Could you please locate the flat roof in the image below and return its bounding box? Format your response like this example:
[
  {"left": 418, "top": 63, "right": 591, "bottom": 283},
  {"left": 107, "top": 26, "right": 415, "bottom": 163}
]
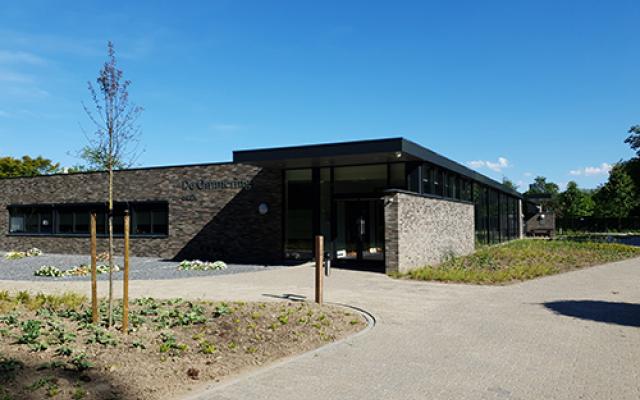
[{"left": 234, "top": 137, "right": 522, "bottom": 198}]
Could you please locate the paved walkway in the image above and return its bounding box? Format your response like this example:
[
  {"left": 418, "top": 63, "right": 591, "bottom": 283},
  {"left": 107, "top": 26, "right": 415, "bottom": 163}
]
[{"left": 1, "top": 258, "right": 639, "bottom": 399}]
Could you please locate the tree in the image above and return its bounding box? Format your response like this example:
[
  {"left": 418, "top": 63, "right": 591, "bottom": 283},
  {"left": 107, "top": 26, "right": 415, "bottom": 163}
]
[
  {"left": 525, "top": 176, "right": 560, "bottom": 196},
  {"left": 524, "top": 176, "right": 560, "bottom": 212},
  {"left": 625, "top": 125, "right": 640, "bottom": 157},
  {"left": 502, "top": 177, "right": 519, "bottom": 191},
  {"left": 621, "top": 157, "right": 640, "bottom": 216},
  {"left": 0, "top": 155, "right": 60, "bottom": 178},
  {"left": 593, "top": 164, "right": 637, "bottom": 218},
  {"left": 81, "top": 42, "right": 143, "bottom": 327},
  {"left": 558, "top": 181, "right": 594, "bottom": 217}
]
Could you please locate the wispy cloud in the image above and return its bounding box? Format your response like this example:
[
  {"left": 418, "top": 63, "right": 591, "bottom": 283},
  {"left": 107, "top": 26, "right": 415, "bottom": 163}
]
[
  {"left": 0, "top": 69, "right": 34, "bottom": 83},
  {"left": 569, "top": 162, "right": 612, "bottom": 177},
  {"left": 467, "top": 157, "right": 510, "bottom": 173},
  {"left": 0, "top": 50, "right": 46, "bottom": 65},
  {"left": 210, "top": 123, "right": 243, "bottom": 133},
  {"left": 523, "top": 172, "right": 533, "bottom": 177}
]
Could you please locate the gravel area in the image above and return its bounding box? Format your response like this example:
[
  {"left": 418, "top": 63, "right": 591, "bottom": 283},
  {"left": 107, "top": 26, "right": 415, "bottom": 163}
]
[{"left": 0, "top": 252, "right": 283, "bottom": 281}]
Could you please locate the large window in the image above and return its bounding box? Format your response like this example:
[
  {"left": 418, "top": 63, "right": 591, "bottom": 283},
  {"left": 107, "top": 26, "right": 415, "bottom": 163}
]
[
  {"left": 8, "top": 206, "right": 53, "bottom": 234},
  {"left": 284, "top": 169, "right": 314, "bottom": 259},
  {"left": 8, "top": 202, "right": 168, "bottom": 237}
]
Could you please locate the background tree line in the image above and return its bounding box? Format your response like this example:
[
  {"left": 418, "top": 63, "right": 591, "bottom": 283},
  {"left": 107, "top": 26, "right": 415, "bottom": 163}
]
[{"left": 514, "top": 126, "right": 640, "bottom": 219}]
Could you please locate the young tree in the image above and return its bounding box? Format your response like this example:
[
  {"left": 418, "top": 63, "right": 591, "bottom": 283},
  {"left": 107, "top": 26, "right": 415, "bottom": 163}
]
[
  {"left": 0, "top": 155, "right": 60, "bottom": 178},
  {"left": 81, "top": 42, "right": 143, "bottom": 327},
  {"left": 594, "top": 164, "right": 637, "bottom": 218},
  {"left": 559, "top": 181, "right": 594, "bottom": 217}
]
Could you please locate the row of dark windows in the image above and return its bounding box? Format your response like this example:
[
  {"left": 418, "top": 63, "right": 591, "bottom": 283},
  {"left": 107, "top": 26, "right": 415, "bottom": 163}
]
[
  {"left": 404, "top": 162, "right": 520, "bottom": 244},
  {"left": 406, "top": 163, "right": 473, "bottom": 202},
  {"left": 8, "top": 202, "right": 168, "bottom": 237}
]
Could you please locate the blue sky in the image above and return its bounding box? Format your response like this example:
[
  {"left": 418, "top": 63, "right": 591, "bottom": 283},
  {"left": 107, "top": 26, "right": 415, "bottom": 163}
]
[{"left": 0, "top": 1, "right": 638, "bottom": 190}]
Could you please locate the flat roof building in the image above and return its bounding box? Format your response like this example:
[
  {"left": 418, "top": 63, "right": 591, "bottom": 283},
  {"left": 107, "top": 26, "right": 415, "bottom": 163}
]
[{"left": 0, "top": 138, "right": 523, "bottom": 273}]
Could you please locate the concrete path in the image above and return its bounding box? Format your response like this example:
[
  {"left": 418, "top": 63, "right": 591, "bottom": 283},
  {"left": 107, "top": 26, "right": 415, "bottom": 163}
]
[{"left": 1, "top": 258, "right": 640, "bottom": 399}]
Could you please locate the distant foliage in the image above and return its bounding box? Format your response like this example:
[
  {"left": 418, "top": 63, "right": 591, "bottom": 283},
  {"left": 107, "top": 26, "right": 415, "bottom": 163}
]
[
  {"left": 625, "top": 125, "right": 640, "bottom": 157},
  {"left": 559, "top": 181, "right": 594, "bottom": 217},
  {"left": 0, "top": 156, "right": 59, "bottom": 178},
  {"left": 594, "top": 164, "right": 638, "bottom": 218}
]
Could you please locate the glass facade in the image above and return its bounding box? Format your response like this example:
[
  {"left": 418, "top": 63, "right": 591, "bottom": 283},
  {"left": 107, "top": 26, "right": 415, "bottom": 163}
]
[
  {"left": 283, "top": 160, "right": 521, "bottom": 261},
  {"left": 8, "top": 202, "right": 168, "bottom": 236}
]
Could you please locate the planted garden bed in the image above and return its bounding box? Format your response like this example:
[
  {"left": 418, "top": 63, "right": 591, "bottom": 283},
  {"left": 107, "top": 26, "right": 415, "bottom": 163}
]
[
  {"left": 0, "top": 292, "right": 365, "bottom": 400},
  {"left": 395, "top": 239, "right": 640, "bottom": 284}
]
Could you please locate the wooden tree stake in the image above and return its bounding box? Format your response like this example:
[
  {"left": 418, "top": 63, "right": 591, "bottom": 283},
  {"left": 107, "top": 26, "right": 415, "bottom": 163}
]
[
  {"left": 315, "top": 235, "right": 324, "bottom": 304},
  {"left": 122, "top": 210, "right": 130, "bottom": 333},
  {"left": 90, "top": 212, "right": 98, "bottom": 324}
]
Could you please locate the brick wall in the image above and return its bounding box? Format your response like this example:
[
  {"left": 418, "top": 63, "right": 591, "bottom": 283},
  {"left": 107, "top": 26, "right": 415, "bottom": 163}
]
[
  {"left": 384, "top": 191, "right": 475, "bottom": 274},
  {"left": 0, "top": 164, "right": 283, "bottom": 264}
]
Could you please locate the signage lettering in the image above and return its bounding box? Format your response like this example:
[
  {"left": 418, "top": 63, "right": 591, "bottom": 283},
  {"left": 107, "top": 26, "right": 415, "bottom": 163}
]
[{"left": 182, "top": 179, "right": 252, "bottom": 191}]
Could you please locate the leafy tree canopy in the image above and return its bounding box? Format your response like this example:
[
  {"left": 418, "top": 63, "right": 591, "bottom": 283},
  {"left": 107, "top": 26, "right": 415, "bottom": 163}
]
[
  {"left": 525, "top": 176, "right": 560, "bottom": 195},
  {"left": 625, "top": 125, "right": 640, "bottom": 157},
  {"left": 559, "top": 181, "right": 594, "bottom": 218},
  {"left": 594, "top": 164, "right": 638, "bottom": 218},
  {"left": 501, "top": 177, "right": 519, "bottom": 191},
  {"left": 0, "top": 155, "right": 60, "bottom": 178}
]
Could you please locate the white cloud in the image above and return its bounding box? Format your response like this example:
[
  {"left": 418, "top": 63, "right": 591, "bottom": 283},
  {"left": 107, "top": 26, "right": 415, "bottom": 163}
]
[
  {"left": 0, "top": 50, "right": 46, "bottom": 65},
  {"left": 523, "top": 172, "right": 533, "bottom": 177},
  {"left": 569, "top": 162, "right": 612, "bottom": 177},
  {"left": 467, "top": 157, "right": 510, "bottom": 173}
]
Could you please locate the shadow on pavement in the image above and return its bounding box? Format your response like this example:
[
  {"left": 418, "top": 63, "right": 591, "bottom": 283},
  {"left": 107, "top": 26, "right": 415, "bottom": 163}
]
[{"left": 543, "top": 300, "right": 640, "bottom": 327}]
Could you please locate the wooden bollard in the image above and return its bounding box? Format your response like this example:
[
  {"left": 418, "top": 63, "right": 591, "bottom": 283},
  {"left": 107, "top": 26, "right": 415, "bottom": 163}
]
[
  {"left": 90, "top": 212, "right": 98, "bottom": 324},
  {"left": 315, "top": 235, "right": 323, "bottom": 304},
  {"left": 122, "top": 210, "right": 130, "bottom": 333}
]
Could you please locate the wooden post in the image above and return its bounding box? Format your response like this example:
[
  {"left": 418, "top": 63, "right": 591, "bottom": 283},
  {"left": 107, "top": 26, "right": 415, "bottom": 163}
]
[
  {"left": 122, "top": 210, "right": 130, "bottom": 333},
  {"left": 90, "top": 212, "right": 98, "bottom": 324},
  {"left": 315, "top": 235, "right": 323, "bottom": 304}
]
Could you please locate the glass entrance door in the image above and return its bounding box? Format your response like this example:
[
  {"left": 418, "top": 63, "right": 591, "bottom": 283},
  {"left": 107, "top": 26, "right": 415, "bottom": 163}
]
[{"left": 334, "top": 199, "right": 384, "bottom": 264}]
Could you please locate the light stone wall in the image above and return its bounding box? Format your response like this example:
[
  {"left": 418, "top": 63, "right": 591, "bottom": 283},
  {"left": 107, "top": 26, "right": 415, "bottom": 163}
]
[{"left": 384, "top": 191, "right": 475, "bottom": 274}]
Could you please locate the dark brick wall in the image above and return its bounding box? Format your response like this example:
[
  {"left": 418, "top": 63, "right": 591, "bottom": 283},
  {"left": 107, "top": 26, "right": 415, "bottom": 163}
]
[{"left": 0, "top": 164, "right": 283, "bottom": 264}]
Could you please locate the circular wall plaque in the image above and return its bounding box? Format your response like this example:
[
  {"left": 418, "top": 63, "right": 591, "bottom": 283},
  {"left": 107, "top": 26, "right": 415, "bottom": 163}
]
[{"left": 258, "top": 202, "right": 269, "bottom": 215}]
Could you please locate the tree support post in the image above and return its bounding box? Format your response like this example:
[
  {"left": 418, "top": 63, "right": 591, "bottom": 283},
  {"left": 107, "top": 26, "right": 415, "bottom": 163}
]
[
  {"left": 90, "top": 212, "right": 98, "bottom": 324},
  {"left": 315, "top": 236, "right": 324, "bottom": 304},
  {"left": 122, "top": 210, "right": 130, "bottom": 333}
]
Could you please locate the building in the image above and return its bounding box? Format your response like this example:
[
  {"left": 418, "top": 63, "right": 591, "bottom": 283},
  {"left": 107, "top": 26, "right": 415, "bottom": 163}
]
[{"left": 0, "top": 138, "right": 523, "bottom": 274}]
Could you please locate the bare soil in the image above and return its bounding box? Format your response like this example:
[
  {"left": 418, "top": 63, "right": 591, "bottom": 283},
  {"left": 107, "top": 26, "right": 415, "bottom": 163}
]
[{"left": 0, "top": 296, "right": 365, "bottom": 400}]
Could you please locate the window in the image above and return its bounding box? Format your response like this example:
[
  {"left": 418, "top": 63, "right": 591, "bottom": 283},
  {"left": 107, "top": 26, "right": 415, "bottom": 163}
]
[
  {"left": 422, "top": 164, "right": 434, "bottom": 195},
  {"left": 433, "top": 168, "right": 443, "bottom": 196},
  {"left": 8, "top": 202, "right": 168, "bottom": 236},
  {"left": 389, "top": 163, "right": 406, "bottom": 190},
  {"left": 285, "top": 169, "right": 313, "bottom": 259},
  {"left": 8, "top": 207, "right": 53, "bottom": 234}
]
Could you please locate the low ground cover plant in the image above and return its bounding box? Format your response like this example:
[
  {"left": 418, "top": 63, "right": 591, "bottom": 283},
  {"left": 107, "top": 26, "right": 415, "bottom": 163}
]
[
  {"left": 397, "top": 239, "right": 640, "bottom": 284},
  {"left": 177, "top": 260, "right": 227, "bottom": 271},
  {"left": 0, "top": 291, "right": 364, "bottom": 400},
  {"left": 4, "top": 248, "right": 43, "bottom": 260},
  {"left": 34, "top": 264, "right": 121, "bottom": 278}
]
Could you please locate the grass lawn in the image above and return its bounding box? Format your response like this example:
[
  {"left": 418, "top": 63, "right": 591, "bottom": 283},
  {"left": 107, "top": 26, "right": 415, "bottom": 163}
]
[
  {"left": 0, "top": 292, "right": 365, "bottom": 400},
  {"left": 396, "top": 239, "right": 640, "bottom": 285}
]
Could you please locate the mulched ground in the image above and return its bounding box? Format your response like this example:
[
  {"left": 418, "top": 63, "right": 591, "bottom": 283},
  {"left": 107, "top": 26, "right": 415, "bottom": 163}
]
[
  {"left": 0, "top": 252, "right": 284, "bottom": 281},
  {"left": 0, "top": 295, "right": 366, "bottom": 400}
]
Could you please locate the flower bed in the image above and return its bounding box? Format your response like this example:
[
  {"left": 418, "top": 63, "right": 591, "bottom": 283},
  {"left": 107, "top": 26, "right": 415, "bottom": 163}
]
[{"left": 0, "top": 292, "right": 365, "bottom": 400}]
